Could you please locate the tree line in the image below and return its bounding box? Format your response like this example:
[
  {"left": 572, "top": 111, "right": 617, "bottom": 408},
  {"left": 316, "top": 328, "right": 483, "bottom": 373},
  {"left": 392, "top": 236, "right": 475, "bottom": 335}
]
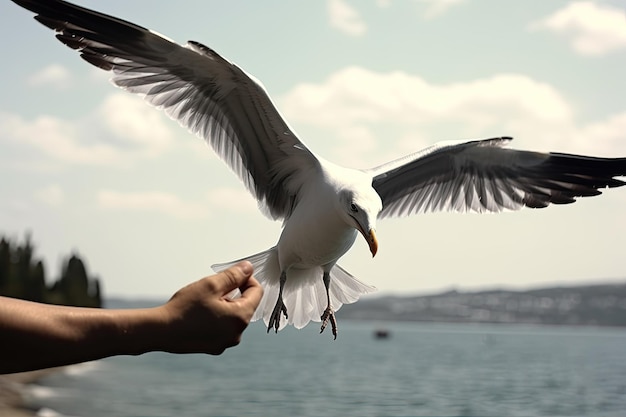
[{"left": 0, "top": 233, "right": 102, "bottom": 308}]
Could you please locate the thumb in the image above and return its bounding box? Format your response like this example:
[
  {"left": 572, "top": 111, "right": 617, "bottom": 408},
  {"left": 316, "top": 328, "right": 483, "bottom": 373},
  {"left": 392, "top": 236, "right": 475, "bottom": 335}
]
[{"left": 213, "top": 261, "right": 254, "bottom": 294}]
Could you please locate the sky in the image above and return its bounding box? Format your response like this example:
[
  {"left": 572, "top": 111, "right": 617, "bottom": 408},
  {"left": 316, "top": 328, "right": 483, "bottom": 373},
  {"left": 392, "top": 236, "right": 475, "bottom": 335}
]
[{"left": 1, "top": 0, "right": 626, "bottom": 299}]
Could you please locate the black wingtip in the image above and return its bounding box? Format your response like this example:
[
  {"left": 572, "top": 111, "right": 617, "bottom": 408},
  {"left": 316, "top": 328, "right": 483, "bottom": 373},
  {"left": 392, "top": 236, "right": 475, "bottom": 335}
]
[
  {"left": 33, "top": 15, "right": 61, "bottom": 31},
  {"left": 546, "top": 153, "right": 626, "bottom": 188}
]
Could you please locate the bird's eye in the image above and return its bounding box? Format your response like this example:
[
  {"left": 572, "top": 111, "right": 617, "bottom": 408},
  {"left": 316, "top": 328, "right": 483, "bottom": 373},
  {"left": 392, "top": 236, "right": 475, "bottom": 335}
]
[{"left": 350, "top": 203, "right": 358, "bottom": 212}]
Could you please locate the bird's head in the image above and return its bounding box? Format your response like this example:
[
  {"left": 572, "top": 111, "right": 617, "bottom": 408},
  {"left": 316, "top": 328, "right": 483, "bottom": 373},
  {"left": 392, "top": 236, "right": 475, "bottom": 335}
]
[{"left": 339, "top": 188, "right": 382, "bottom": 257}]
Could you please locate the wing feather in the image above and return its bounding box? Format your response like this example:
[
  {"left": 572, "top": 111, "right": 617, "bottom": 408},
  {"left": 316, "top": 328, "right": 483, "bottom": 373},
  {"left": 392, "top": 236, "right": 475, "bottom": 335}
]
[
  {"left": 13, "top": 0, "right": 319, "bottom": 221},
  {"left": 371, "top": 137, "right": 626, "bottom": 219}
]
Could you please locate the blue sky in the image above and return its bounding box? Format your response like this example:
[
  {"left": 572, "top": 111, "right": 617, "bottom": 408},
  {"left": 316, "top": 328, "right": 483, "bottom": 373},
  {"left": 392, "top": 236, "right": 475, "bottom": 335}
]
[{"left": 1, "top": 0, "right": 626, "bottom": 298}]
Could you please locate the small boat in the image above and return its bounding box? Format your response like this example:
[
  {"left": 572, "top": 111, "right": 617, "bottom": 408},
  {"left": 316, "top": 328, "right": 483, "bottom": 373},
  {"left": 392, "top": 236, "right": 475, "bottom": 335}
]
[{"left": 373, "top": 328, "right": 391, "bottom": 339}]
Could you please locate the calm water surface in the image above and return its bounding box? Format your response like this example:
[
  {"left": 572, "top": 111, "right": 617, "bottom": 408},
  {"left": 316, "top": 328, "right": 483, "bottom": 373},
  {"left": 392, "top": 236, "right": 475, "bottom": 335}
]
[{"left": 27, "top": 321, "right": 626, "bottom": 417}]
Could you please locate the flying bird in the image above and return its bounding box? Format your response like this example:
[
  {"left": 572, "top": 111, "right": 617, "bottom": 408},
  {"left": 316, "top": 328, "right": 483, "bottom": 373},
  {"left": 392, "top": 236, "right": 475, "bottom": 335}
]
[{"left": 11, "top": 0, "right": 626, "bottom": 338}]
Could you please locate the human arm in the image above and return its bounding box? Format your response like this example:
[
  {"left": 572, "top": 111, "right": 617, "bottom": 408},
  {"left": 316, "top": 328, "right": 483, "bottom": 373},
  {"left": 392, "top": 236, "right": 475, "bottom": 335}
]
[{"left": 0, "top": 261, "right": 262, "bottom": 374}]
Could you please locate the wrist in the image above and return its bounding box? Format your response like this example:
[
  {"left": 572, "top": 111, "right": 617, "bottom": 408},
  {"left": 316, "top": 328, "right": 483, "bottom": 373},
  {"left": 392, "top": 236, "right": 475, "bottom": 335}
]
[{"left": 105, "top": 307, "right": 171, "bottom": 356}]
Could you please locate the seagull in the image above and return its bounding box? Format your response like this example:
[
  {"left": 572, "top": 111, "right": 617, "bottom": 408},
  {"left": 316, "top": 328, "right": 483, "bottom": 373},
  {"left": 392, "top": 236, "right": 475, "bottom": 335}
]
[{"left": 12, "top": 0, "right": 626, "bottom": 338}]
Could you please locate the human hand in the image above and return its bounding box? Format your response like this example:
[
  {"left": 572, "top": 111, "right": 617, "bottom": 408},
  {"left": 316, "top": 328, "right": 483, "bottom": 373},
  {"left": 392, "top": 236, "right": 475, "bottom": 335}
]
[
  {"left": 158, "top": 261, "right": 263, "bottom": 355},
  {"left": 0, "top": 262, "right": 263, "bottom": 373}
]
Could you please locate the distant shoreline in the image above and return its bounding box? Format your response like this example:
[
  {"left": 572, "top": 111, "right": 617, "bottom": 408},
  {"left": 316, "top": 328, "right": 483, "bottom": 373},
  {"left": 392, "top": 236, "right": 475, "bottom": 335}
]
[
  {"left": 0, "top": 368, "right": 60, "bottom": 417},
  {"left": 339, "top": 281, "right": 626, "bottom": 327}
]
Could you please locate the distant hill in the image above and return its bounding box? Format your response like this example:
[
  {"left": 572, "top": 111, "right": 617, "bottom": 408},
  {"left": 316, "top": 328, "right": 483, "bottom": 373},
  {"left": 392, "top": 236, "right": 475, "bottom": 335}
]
[
  {"left": 106, "top": 281, "right": 626, "bottom": 328},
  {"left": 337, "top": 282, "right": 626, "bottom": 327}
]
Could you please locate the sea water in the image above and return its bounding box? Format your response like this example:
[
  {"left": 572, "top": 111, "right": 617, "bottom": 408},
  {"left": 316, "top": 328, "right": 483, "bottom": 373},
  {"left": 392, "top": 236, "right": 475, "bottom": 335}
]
[{"left": 25, "top": 321, "right": 626, "bottom": 417}]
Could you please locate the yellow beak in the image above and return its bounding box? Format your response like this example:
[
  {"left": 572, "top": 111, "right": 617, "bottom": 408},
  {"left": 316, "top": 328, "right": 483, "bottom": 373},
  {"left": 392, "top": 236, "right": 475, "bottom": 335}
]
[{"left": 365, "top": 229, "right": 378, "bottom": 257}]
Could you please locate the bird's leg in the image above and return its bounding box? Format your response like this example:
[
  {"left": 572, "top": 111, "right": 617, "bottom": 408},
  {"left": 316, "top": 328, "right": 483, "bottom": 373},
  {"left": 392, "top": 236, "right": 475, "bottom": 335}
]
[
  {"left": 267, "top": 270, "right": 288, "bottom": 334},
  {"left": 320, "top": 271, "right": 338, "bottom": 339}
]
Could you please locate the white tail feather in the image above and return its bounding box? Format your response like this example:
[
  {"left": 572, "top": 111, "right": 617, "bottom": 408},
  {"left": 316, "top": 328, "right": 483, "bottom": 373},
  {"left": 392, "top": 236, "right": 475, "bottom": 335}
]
[{"left": 211, "top": 248, "right": 376, "bottom": 330}]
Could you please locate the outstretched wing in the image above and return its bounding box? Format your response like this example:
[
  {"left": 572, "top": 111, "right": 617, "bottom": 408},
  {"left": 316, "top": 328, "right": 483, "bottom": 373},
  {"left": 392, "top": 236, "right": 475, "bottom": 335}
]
[
  {"left": 370, "top": 137, "right": 626, "bottom": 219},
  {"left": 12, "top": 0, "right": 319, "bottom": 221}
]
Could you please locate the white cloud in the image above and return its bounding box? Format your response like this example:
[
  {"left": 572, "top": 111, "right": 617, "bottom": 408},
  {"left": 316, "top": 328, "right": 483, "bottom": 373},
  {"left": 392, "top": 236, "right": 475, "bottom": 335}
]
[
  {"left": 279, "top": 66, "right": 626, "bottom": 166},
  {"left": 27, "top": 64, "right": 72, "bottom": 89},
  {"left": 97, "top": 190, "right": 208, "bottom": 220},
  {"left": 0, "top": 112, "right": 121, "bottom": 165},
  {"left": 95, "top": 186, "right": 257, "bottom": 220},
  {"left": 282, "top": 67, "right": 571, "bottom": 127},
  {"left": 414, "top": 0, "right": 466, "bottom": 19},
  {"left": 0, "top": 92, "right": 173, "bottom": 166},
  {"left": 327, "top": 0, "right": 464, "bottom": 37},
  {"left": 530, "top": 1, "right": 626, "bottom": 56},
  {"left": 328, "top": 0, "right": 367, "bottom": 36},
  {"left": 95, "top": 93, "right": 172, "bottom": 153},
  {"left": 34, "top": 184, "right": 65, "bottom": 207}
]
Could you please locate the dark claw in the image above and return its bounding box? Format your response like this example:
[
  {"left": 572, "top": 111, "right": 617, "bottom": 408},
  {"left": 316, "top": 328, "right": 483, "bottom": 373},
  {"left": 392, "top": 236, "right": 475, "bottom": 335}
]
[
  {"left": 267, "top": 298, "right": 288, "bottom": 334},
  {"left": 330, "top": 314, "right": 338, "bottom": 339},
  {"left": 320, "top": 308, "right": 338, "bottom": 340}
]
